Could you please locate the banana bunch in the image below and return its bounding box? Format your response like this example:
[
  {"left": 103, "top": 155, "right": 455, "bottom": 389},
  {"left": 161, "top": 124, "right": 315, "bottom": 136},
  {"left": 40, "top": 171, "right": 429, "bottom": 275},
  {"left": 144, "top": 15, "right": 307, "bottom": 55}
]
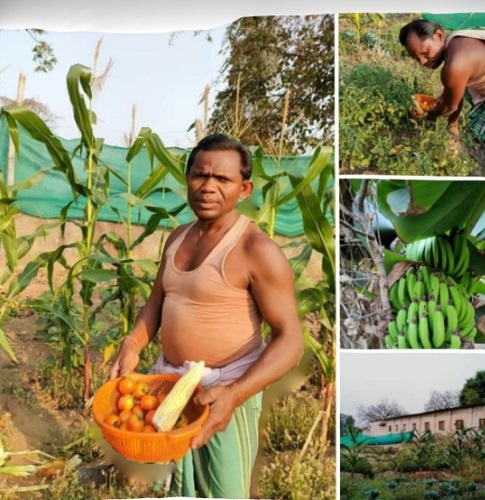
[
  {"left": 404, "top": 232, "right": 470, "bottom": 279},
  {"left": 386, "top": 265, "right": 477, "bottom": 349}
]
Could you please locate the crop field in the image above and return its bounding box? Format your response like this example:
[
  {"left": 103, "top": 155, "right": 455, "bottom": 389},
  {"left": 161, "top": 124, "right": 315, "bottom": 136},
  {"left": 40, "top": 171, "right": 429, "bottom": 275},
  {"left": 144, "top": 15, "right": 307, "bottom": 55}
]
[
  {"left": 339, "top": 13, "right": 484, "bottom": 176},
  {"left": 341, "top": 430, "right": 485, "bottom": 499}
]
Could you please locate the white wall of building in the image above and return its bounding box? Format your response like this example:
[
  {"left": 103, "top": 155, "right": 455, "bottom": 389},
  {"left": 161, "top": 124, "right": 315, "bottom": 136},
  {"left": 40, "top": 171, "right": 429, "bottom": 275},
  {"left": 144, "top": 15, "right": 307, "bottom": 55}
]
[{"left": 369, "top": 405, "right": 485, "bottom": 436}]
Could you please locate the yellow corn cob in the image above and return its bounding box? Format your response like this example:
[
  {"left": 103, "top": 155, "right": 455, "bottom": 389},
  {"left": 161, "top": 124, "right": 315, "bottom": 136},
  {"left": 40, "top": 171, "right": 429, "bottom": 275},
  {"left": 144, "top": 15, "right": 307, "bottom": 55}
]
[{"left": 152, "top": 361, "right": 205, "bottom": 432}]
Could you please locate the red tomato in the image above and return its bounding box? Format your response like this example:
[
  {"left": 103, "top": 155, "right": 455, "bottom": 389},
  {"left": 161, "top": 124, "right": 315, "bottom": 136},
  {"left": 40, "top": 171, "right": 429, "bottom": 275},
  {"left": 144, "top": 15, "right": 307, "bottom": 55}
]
[
  {"left": 132, "top": 405, "right": 145, "bottom": 421},
  {"left": 145, "top": 409, "right": 156, "bottom": 426},
  {"left": 118, "top": 409, "right": 132, "bottom": 423},
  {"left": 140, "top": 395, "right": 158, "bottom": 411},
  {"left": 127, "top": 414, "right": 144, "bottom": 432},
  {"left": 143, "top": 424, "right": 157, "bottom": 433},
  {"left": 104, "top": 414, "right": 120, "bottom": 428},
  {"left": 133, "top": 382, "right": 149, "bottom": 399},
  {"left": 117, "top": 394, "right": 135, "bottom": 412},
  {"left": 118, "top": 377, "right": 136, "bottom": 395}
]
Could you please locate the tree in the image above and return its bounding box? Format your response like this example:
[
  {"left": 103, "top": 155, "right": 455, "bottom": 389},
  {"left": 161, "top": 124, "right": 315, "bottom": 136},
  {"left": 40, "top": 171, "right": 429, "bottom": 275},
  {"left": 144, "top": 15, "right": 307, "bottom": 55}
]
[
  {"left": 357, "top": 399, "right": 406, "bottom": 427},
  {"left": 340, "top": 413, "right": 357, "bottom": 436},
  {"left": 207, "top": 15, "right": 334, "bottom": 153},
  {"left": 460, "top": 371, "right": 485, "bottom": 406},
  {"left": 0, "top": 29, "right": 57, "bottom": 73},
  {"left": 424, "top": 390, "right": 460, "bottom": 411}
]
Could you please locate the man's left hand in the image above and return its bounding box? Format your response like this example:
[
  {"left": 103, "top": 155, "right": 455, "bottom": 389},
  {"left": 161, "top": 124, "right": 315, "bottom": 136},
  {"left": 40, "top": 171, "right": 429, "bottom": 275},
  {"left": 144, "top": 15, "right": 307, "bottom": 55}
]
[{"left": 190, "top": 384, "right": 238, "bottom": 449}]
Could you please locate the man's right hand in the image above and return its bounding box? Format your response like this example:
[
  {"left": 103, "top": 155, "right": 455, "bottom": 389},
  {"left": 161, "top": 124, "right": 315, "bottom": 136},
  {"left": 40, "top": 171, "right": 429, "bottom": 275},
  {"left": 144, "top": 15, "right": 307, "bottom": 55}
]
[{"left": 109, "top": 337, "right": 140, "bottom": 380}]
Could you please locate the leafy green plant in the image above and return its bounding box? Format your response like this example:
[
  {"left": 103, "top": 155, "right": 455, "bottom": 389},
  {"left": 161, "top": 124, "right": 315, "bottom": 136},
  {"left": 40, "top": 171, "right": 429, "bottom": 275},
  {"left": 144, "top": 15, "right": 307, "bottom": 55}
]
[
  {"left": 0, "top": 65, "right": 188, "bottom": 401},
  {"left": 340, "top": 426, "right": 374, "bottom": 478}
]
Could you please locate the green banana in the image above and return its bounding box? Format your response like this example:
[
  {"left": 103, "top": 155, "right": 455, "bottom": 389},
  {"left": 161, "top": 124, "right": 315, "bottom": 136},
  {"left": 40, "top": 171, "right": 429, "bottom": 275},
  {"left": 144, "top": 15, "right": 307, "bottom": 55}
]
[
  {"left": 427, "top": 300, "right": 437, "bottom": 330},
  {"left": 432, "top": 309, "right": 445, "bottom": 348},
  {"left": 407, "top": 302, "right": 418, "bottom": 324},
  {"left": 452, "top": 232, "right": 469, "bottom": 278},
  {"left": 446, "top": 304, "right": 458, "bottom": 333},
  {"left": 419, "top": 313, "right": 433, "bottom": 348},
  {"left": 451, "top": 231, "right": 464, "bottom": 260},
  {"left": 419, "top": 265, "right": 431, "bottom": 297},
  {"left": 467, "top": 275, "right": 479, "bottom": 296},
  {"left": 388, "top": 320, "right": 399, "bottom": 340},
  {"left": 424, "top": 237, "right": 433, "bottom": 267},
  {"left": 398, "top": 277, "right": 409, "bottom": 308},
  {"left": 450, "top": 334, "right": 461, "bottom": 349},
  {"left": 407, "top": 318, "right": 420, "bottom": 349},
  {"left": 439, "top": 281, "right": 449, "bottom": 316},
  {"left": 397, "top": 334, "right": 408, "bottom": 349},
  {"left": 443, "top": 237, "right": 455, "bottom": 275},
  {"left": 460, "top": 322, "right": 476, "bottom": 339},
  {"left": 431, "top": 236, "right": 440, "bottom": 269},
  {"left": 458, "top": 301, "right": 475, "bottom": 329},
  {"left": 406, "top": 269, "right": 417, "bottom": 300},
  {"left": 418, "top": 299, "right": 428, "bottom": 318},
  {"left": 448, "top": 285, "right": 463, "bottom": 318},
  {"left": 397, "top": 307, "right": 407, "bottom": 332},
  {"left": 389, "top": 282, "right": 401, "bottom": 311},
  {"left": 430, "top": 273, "right": 440, "bottom": 301},
  {"left": 438, "top": 237, "right": 448, "bottom": 272},
  {"left": 384, "top": 335, "right": 396, "bottom": 349},
  {"left": 405, "top": 242, "right": 416, "bottom": 261},
  {"left": 413, "top": 279, "right": 425, "bottom": 302}
]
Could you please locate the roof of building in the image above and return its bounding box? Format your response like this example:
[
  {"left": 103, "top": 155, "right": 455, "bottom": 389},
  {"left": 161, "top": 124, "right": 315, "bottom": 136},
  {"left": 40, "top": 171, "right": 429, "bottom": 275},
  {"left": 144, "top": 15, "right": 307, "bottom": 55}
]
[{"left": 370, "top": 403, "right": 485, "bottom": 423}]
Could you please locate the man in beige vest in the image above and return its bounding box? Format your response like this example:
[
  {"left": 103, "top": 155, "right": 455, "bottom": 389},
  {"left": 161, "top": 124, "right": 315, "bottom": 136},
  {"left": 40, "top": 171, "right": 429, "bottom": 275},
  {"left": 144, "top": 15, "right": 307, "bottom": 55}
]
[
  {"left": 109, "top": 133, "right": 304, "bottom": 498},
  {"left": 399, "top": 19, "right": 485, "bottom": 139}
]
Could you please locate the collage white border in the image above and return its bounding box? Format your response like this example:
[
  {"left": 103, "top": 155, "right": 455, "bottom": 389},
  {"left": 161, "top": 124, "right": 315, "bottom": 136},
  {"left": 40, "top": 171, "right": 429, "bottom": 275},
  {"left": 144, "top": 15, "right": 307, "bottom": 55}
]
[{"left": 2, "top": 3, "right": 485, "bottom": 499}]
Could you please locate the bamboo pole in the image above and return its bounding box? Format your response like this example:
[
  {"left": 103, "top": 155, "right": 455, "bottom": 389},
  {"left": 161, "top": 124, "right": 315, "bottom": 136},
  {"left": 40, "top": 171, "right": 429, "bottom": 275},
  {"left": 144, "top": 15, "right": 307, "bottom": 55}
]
[{"left": 7, "top": 72, "right": 26, "bottom": 186}]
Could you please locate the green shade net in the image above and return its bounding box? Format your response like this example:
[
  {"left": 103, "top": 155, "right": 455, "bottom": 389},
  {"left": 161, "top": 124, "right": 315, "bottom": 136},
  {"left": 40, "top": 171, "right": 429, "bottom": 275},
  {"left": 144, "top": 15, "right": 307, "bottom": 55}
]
[
  {"left": 0, "top": 121, "right": 334, "bottom": 237},
  {"left": 422, "top": 12, "right": 485, "bottom": 30}
]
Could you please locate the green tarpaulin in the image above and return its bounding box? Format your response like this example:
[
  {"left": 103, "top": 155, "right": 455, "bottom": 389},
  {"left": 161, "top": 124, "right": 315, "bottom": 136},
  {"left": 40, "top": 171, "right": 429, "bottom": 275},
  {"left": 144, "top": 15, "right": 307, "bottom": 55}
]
[
  {"left": 340, "top": 431, "right": 414, "bottom": 447},
  {"left": 0, "top": 122, "right": 334, "bottom": 237},
  {"left": 423, "top": 12, "right": 485, "bottom": 30}
]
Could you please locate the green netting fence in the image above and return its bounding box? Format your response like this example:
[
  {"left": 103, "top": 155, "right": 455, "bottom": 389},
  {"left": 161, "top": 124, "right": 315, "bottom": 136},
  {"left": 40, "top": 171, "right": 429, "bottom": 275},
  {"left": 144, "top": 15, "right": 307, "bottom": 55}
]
[
  {"left": 422, "top": 12, "right": 485, "bottom": 30},
  {"left": 0, "top": 121, "right": 334, "bottom": 238}
]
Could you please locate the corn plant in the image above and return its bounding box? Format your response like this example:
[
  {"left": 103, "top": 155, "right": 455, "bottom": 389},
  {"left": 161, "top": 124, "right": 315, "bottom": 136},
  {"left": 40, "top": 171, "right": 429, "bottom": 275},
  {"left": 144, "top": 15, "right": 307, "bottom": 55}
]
[
  {"left": 290, "top": 160, "right": 335, "bottom": 453},
  {"left": 0, "top": 170, "right": 59, "bottom": 361},
  {"left": 0, "top": 64, "right": 187, "bottom": 401}
]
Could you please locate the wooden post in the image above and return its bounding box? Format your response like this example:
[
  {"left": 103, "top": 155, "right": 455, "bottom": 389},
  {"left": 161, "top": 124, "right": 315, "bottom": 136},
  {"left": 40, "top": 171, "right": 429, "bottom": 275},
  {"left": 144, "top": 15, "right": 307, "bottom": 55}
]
[{"left": 6, "top": 72, "right": 26, "bottom": 186}]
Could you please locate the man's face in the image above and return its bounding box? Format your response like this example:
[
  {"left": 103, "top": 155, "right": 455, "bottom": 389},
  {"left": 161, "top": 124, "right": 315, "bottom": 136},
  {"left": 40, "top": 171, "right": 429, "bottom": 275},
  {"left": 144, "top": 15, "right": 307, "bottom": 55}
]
[
  {"left": 406, "top": 30, "right": 446, "bottom": 69},
  {"left": 186, "top": 149, "right": 253, "bottom": 221}
]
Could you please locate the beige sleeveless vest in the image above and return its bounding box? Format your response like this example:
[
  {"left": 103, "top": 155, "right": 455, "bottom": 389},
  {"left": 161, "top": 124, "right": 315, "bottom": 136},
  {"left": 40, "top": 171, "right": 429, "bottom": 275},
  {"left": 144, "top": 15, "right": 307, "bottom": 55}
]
[{"left": 160, "top": 215, "right": 263, "bottom": 367}]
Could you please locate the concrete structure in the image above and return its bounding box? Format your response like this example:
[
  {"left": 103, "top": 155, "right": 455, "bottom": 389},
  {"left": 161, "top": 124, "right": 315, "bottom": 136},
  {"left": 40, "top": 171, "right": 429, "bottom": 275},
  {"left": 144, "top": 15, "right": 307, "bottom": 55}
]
[{"left": 369, "top": 404, "right": 485, "bottom": 436}]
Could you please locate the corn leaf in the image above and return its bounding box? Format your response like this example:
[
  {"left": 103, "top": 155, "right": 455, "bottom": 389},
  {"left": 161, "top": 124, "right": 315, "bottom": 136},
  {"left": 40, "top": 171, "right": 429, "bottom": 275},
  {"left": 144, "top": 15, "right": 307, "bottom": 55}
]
[
  {"left": 80, "top": 269, "right": 118, "bottom": 282},
  {"left": 276, "top": 146, "right": 332, "bottom": 207},
  {"left": 139, "top": 128, "right": 186, "bottom": 186},
  {"left": 289, "top": 175, "right": 335, "bottom": 291},
  {"left": 0, "top": 327, "right": 18, "bottom": 363},
  {"left": 66, "top": 64, "right": 95, "bottom": 149}
]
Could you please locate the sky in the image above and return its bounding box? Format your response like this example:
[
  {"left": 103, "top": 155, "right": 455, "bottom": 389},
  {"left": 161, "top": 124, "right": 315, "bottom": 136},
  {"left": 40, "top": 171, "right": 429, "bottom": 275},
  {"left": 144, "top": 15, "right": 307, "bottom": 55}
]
[
  {"left": 340, "top": 352, "right": 485, "bottom": 421},
  {"left": 0, "top": 28, "right": 227, "bottom": 148}
]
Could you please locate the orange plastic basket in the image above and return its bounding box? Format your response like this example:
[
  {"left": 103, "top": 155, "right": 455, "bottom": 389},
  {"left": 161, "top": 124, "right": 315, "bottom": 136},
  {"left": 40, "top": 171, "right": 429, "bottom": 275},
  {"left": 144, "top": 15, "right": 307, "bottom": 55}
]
[
  {"left": 93, "top": 373, "right": 209, "bottom": 463},
  {"left": 411, "top": 94, "right": 437, "bottom": 117}
]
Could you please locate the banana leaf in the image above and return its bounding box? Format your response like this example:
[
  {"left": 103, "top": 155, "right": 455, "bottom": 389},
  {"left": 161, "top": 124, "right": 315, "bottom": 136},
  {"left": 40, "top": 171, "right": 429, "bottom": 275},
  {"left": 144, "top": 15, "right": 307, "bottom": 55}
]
[{"left": 377, "top": 180, "right": 485, "bottom": 242}]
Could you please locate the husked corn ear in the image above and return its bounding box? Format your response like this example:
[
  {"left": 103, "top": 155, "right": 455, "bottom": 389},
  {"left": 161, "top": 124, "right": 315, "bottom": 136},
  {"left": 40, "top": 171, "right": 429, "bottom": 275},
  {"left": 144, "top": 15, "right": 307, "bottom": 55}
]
[{"left": 152, "top": 361, "right": 205, "bottom": 432}]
